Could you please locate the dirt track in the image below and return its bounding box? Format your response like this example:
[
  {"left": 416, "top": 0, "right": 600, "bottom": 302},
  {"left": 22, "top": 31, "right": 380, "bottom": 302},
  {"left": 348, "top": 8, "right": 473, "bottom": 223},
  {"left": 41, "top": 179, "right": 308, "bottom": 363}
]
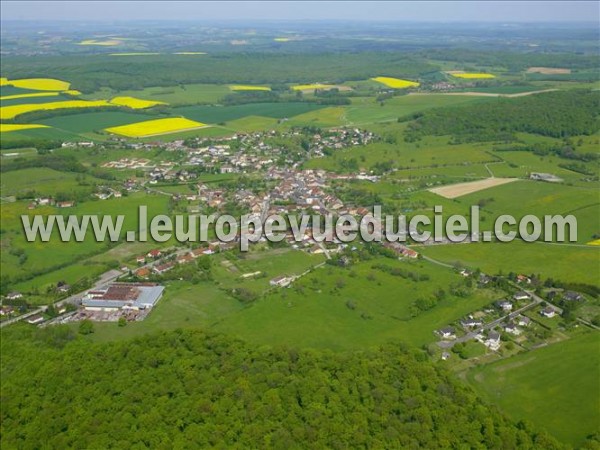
[
  {"left": 526, "top": 67, "right": 571, "bottom": 74},
  {"left": 429, "top": 178, "right": 518, "bottom": 199}
]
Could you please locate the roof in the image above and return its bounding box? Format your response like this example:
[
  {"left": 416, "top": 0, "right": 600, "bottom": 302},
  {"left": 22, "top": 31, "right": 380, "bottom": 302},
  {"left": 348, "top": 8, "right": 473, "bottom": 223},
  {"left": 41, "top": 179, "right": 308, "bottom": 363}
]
[
  {"left": 83, "top": 285, "right": 164, "bottom": 309},
  {"left": 488, "top": 331, "right": 501, "bottom": 340}
]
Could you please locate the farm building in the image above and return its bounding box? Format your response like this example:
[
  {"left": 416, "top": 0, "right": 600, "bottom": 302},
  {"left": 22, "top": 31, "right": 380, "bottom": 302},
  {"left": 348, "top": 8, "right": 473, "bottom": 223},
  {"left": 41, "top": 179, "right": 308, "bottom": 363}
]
[
  {"left": 541, "top": 306, "right": 556, "bottom": 318},
  {"left": 82, "top": 283, "right": 164, "bottom": 312},
  {"left": 270, "top": 275, "right": 293, "bottom": 287}
]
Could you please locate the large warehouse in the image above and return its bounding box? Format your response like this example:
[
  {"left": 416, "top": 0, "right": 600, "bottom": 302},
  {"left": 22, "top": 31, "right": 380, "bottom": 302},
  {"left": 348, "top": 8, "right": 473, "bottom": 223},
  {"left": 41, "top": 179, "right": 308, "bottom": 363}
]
[{"left": 82, "top": 283, "right": 164, "bottom": 312}]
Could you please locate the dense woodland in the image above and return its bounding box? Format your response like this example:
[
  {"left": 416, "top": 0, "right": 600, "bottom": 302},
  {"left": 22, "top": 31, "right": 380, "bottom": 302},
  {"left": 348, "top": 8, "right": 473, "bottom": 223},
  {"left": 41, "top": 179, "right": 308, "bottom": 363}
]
[
  {"left": 2, "top": 53, "right": 435, "bottom": 93},
  {"left": 404, "top": 90, "right": 600, "bottom": 142},
  {"left": 0, "top": 326, "right": 571, "bottom": 449}
]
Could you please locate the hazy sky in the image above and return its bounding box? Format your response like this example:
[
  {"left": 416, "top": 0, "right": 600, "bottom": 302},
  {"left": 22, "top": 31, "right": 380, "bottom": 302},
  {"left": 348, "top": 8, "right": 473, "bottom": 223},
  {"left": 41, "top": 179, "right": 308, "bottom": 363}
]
[{"left": 1, "top": 1, "right": 598, "bottom": 22}]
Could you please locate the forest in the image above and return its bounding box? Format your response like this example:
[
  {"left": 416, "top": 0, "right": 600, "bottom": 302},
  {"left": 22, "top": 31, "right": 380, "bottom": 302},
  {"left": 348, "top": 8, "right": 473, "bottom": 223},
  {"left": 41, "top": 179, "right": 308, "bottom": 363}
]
[
  {"left": 404, "top": 90, "right": 600, "bottom": 143},
  {"left": 0, "top": 326, "right": 572, "bottom": 449},
  {"left": 2, "top": 53, "right": 435, "bottom": 93}
]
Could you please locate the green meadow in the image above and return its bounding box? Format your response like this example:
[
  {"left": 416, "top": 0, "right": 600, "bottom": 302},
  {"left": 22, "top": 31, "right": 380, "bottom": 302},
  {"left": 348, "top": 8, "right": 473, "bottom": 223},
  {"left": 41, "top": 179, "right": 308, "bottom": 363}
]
[
  {"left": 213, "top": 257, "right": 504, "bottom": 350},
  {"left": 0, "top": 193, "right": 170, "bottom": 287},
  {"left": 420, "top": 241, "right": 600, "bottom": 285},
  {"left": 467, "top": 332, "right": 600, "bottom": 447},
  {"left": 38, "top": 111, "right": 157, "bottom": 133},
  {"left": 174, "top": 101, "right": 326, "bottom": 124},
  {"left": 87, "top": 83, "right": 232, "bottom": 106},
  {"left": 0, "top": 167, "right": 102, "bottom": 197}
]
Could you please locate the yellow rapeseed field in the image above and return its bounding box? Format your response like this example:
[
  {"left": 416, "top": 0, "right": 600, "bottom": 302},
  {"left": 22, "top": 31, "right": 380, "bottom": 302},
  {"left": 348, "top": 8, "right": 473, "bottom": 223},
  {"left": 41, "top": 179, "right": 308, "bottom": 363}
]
[
  {"left": 64, "top": 90, "right": 82, "bottom": 96},
  {"left": 109, "top": 96, "right": 167, "bottom": 109},
  {"left": 0, "top": 77, "right": 9, "bottom": 86},
  {"left": 451, "top": 73, "right": 496, "bottom": 79},
  {"left": 586, "top": 239, "right": 600, "bottom": 246},
  {"left": 0, "top": 92, "right": 61, "bottom": 101},
  {"left": 0, "top": 100, "right": 111, "bottom": 120},
  {"left": 0, "top": 124, "right": 50, "bottom": 133},
  {"left": 7, "top": 78, "right": 71, "bottom": 91},
  {"left": 274, "top": 38, "right": 290, "bottom": 42},
  {"left": 110, "top": 53, "right": 161, "bottom": 56},
  {"left": 230, "top": 85, "right": 271, "bottom": 91},
  {"left": 105, "top": 117, "right": 207, "bottom": 138},
  {"left": 371, "top": 77, "right": 420, "bottom": 88},
  {"left": 291, "top": 84, "right": 336, "bottom": 91},
  {"left": 79, "top": 39, "right": 122, "bottom": 46}
]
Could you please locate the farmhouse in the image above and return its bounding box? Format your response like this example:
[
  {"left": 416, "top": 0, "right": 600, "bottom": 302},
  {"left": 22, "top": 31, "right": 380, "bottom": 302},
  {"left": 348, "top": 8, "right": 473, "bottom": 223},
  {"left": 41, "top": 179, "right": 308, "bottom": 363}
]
[
  {"left": 513, "top": 291, "right": 530, "bottom": 301},
  {"left": 26, "top": 314, "right": 44, "bottom": 325},
  {"left": 147, "top": 249, "right": 162, "bottom": 259},
  {"left": 503, "top": 323, "right": 521, "bottom": 335},
  {"left": 270, "top": 275, "right": 293, "bottom": 288},
  {"left": 438, "top": 327, "right": 456, "bottom": 339},
  {"left": 82, "top": 283, "right": 164, "bottom": 312},
  {"left": 153, "top": 262, "right": 175, "bottom": 274},
  {"left": 563, "top": 291, "right": 583, "bottom": 302},
  {"left": 516, "top": 315, "right": 531, "bottom": 327},
  {"left": 6, "top": 292, "right": 23, "bottom": 300},
  {"left": 497, "top": 300, "right": 513, "bottom": 312},
  {"left": 485, "top": 331, "right": 501, "bottom": 350},
  {"left": 461, "top": 318, "right": 483, "bottom": 329},
  {"left": 0, "top": 305, "right": 15, "bottom": 316},
  {"left": 530, "top": 172, "right": 563, "bottom": 183},
  {"left": 540, "top": 306, "right": 556, "bottom": 318}
]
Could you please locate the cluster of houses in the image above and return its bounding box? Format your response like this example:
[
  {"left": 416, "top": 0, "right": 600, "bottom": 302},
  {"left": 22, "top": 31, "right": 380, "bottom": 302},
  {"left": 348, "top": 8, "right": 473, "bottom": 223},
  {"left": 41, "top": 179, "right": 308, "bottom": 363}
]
[
  {"left": 437, "top": 286, "right": 582, "bottom": 355},
  {"left": 309, "top": 128, "right": 377, "bottom": 157},
  {"left": 27, "top": 197, "right": 75, "bottom": 209},
  {"left": 101, "top": 158, "right": 152, "bottom": 170}
]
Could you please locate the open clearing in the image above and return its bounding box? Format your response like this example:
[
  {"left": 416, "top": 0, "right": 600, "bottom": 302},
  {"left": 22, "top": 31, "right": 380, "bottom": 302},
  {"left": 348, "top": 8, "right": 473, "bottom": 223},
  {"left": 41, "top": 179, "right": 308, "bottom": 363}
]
[
  {"left": 526, "top": 67, "right": 571, "bottom": 74},
  {"left": 429, "top": 177, "right": 518, "bottom": 198},
  {"left": 467, "top": 332, "right": 600, "bottom": 447}
]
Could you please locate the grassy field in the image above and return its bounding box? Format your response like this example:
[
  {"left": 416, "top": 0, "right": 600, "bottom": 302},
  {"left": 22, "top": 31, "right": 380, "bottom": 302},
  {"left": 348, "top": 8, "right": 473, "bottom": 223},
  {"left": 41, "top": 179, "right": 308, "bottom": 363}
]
[
  {"left": 467, "top": 332, "right": 600, "bottom": 447},
  {"left": 0, "top": 93, "right": 73, "bottom": 106},
  {"left": 420, "top": 241, "right": 600, "bottom": 285},
  {"left": 87, "top": 83, "right": 232, "bottom": 106},
  {"left": 0, "top": 193, "right": 170, "bottom": 285},
  {"left": 174, "top": 102, "right": 326, "bottom": 123},
  {"left": 83, "top": 281, "right": 243, "bottom": 342},
  {"left": 38, "top": 111, "right": 160, "bottom": 133},
  {"left": 285, "top": 106, "right": 348, "bottom": 128},
  {"left": 213, "top": 256, "right": 504, "bottom": 350},
  {"left": 0, "top": 167, "right": 101, "bottom": 197},
  {"left": 452, "top": 180, "right": 600, "bottom": 243},
  {"left": 0, "top": 126, "right": 82, "bottom": 142},
  {"left": 344, "top": 94, "right": 493, "bottom": 125},
  {"left": 304, "top": 134, "right": 497, "bottom": 172}
]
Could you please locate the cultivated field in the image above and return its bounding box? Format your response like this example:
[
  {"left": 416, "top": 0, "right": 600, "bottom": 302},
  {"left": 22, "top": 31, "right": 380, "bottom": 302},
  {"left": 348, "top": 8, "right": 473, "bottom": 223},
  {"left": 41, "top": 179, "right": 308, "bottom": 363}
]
[
  {"left": 371, "top": 76, "right": 420, "bottom": 88},
  {"left": 448, "top": 72, "right": 496, "bottom": 79},
  {"left": 105, "top": 117, "right": 208, "bottom": 137},
  {"left": 0, "top": 123, "right": 49, "bottom": 133},
  {"left": 108, "top": 96, "right": 166, "bottom": 109},
  {"left": 429, "top": 177, "right": 518, "bottom": 199},
  {"left": 526, "top": 67, "right": 571, "bottom": 74},
  {"left": 2, "top": 78, "right": 71, "bottom": 91},
  {"left": 229, "top": 85, "right": 271, "bottom": 91},
  {"left": 0, "top": 99, "right": 113, "bottom": 120}
]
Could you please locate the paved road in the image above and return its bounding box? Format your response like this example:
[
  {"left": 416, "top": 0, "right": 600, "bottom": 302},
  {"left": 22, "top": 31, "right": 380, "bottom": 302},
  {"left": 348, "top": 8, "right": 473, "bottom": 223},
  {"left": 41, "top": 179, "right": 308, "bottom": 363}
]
[
  {"left": 1, "top": 269, "right": 124, "bottom": 329},
  {"left": 436, "top": 280, "right": 559, "bottom": 349}
]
